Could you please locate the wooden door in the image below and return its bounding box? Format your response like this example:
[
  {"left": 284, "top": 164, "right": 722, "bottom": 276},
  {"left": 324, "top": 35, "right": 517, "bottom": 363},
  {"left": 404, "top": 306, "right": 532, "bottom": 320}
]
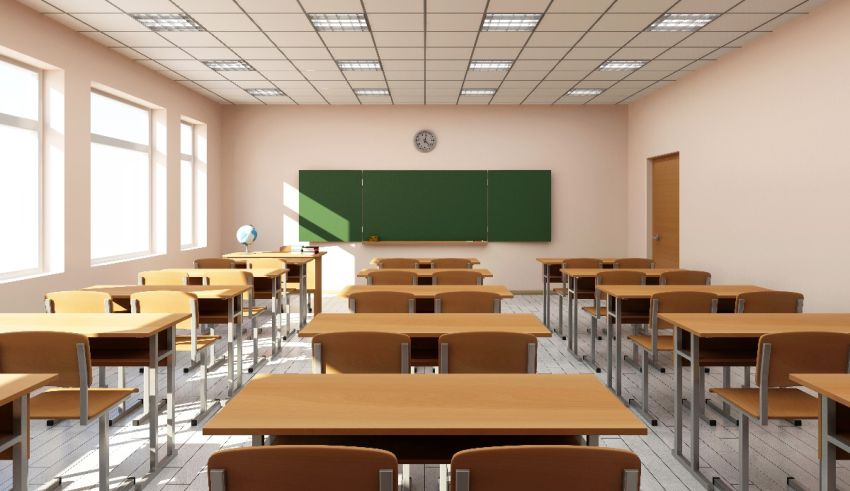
[{"left": 651, "top": 153, "right": 679, "bottom": 268}]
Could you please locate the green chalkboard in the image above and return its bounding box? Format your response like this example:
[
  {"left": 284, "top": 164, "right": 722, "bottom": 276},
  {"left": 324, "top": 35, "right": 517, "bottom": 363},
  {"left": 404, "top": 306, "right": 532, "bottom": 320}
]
[
  {"left": 298, "top": 170, "right": 362, "bottom": 242},
  {"left": 363, "top": 170, "right": 487, "bottom": 241},
  {"left": 487, "top": 170, "right": 551, "bottom": 242}
]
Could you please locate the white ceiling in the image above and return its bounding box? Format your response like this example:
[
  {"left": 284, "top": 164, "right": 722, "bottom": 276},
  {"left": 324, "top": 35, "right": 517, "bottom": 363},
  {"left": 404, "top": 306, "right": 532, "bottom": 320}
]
[{"left": 17, "top": 0, "right": 829, "bottom": 105}]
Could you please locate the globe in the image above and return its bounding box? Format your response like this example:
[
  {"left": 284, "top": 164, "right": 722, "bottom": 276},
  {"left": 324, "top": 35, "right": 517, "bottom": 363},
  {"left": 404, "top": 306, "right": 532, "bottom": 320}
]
[{"left": 236, "top": 224, "right": 257, "bottom": 252}]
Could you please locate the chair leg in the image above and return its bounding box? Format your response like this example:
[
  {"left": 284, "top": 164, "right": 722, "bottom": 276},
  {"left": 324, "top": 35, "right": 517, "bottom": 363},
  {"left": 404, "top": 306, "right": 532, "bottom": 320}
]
[
  {"left": 99, "top": 413, "right": 109, "bottom": 491},
  {"left": 558, "top": 295, "right": 563, "bottom": 338},
  {"left": 98, "top": 367, "right": 106, "bottom": 388},
  {"left": 740, "top": 415, "right": 750, "bottom": 491}
]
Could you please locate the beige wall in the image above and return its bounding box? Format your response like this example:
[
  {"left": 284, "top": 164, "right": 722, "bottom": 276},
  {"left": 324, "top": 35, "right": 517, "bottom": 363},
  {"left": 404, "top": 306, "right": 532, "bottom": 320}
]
[
  {"left": 0, "top": 0, "right": 223, "bottom": 311},
  {"left": 221, "top": 104, "right": 628, "bottom": 291},
  {"left": 626, "top": 0, "right": 848, "bottom": 311}
]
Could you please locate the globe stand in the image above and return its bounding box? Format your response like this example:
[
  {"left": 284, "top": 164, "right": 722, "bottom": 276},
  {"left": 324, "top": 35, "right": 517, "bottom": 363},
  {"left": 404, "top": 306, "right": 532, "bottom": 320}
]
[{"left": 244, "top": 244, "right": 250, "bottom": 253}]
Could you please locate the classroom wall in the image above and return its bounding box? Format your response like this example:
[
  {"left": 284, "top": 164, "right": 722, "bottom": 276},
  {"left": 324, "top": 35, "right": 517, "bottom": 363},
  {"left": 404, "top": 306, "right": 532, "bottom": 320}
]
[
  {"left": 626, "top": 0, "right": 848, "bottom": 311},
  {"left": 220, "top": 104, "right": 629, "bottom": 292},
  {"left": 0, "top": 0, "right": 223, "bottom": 311}
]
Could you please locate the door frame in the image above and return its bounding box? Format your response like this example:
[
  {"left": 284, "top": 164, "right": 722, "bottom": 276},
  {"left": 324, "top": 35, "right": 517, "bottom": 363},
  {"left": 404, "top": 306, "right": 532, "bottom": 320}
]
[{"left": 646, "top": 152, "right": 680, "bottom": 261}]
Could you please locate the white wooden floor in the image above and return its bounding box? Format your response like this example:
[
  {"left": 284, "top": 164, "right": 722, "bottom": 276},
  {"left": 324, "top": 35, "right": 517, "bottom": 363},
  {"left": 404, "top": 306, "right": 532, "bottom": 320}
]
[{"left": 2, "top": 294, "right": 848, "bottom": 490}]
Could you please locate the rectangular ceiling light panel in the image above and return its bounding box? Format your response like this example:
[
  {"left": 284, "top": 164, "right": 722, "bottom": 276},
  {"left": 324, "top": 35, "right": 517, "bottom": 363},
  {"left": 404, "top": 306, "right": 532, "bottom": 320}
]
[
  {"left": 598, "top": 60, "right": 646, "bottom": 71},
  {"left": 461, "top": 88, "right": 496, "bottom": 95},
  {"left": 355, "top": 88, "right": 389, "bottom": 96},
  {"left": 203, "top": 59, "right": 255, "bottom": 71},
  {"left": 131, "top": 13, "right": 204, "bottom": 32},
  {"left": 246, "top": 88, "right": 285, "bottom": 97},
  {"left": 482, "top": 13, "right": 542, "bottom": 32},
  {"left": 337, "top": 60, "right": 382, "bottom": 71},
  {"left": 309, "top": 13, "right": 369, "bottom": 32},
  {"left": 468, "top": 60, "right": 513, "bottom": 71},
  {"left": 649, "top": 13, "right": 719, "bottom": 32}
]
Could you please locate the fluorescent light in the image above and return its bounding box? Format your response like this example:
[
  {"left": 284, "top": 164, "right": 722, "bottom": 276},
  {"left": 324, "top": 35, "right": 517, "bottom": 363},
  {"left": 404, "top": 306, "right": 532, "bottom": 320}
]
[
  {"left": 246, "top": 88, "right": 285, "bottom": 97},
  {"left": 203, "top": 59, "right": 254, "bottom": 71},
  {"left": 481, "top": 13, "right": 542, "bottom": 32},
  {"left": 354, "top": 88, "right": 389, "bottom": 96},
  {"left": 649, "top": 13, "right": 719, "bottom": 32},
  {"left": 337, "top": 60, "right": 382, "bottom": 71},
  {"left": 130, "top": 13, "right": 204, "bottom": 32},
  {"left": 309, "top": 13, "right": 369, "bottom": 32},
  {"left": 598, "top": 60, "right": 646, "bottom": 71},
  {"left": 469, "top": 60, "right": 513, "bottom": 71},
  {"left": 567, "top": 88, "right": 603, "bottom": 96},
  {"left": 461, "top": 88, "right": 496, "bottom": 96}
]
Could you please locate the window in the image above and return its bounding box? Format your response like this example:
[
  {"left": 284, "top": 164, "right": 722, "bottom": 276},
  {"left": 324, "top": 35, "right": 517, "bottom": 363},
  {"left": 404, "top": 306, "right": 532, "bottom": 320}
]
[
  {"left": 180, "top": 120, "right": 206, "bottom": 249},
  {"left": 90, "top": 91, "right": 152, "bottom": 263},
  {"left": 0, "top": 57, "right": 41, "bottom": 280}
]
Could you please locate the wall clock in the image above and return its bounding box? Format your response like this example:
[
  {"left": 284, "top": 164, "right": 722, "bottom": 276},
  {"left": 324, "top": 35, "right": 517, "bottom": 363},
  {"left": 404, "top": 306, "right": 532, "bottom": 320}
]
[{"left": 414, "top": 129, "right": 437, "bottom": 153}]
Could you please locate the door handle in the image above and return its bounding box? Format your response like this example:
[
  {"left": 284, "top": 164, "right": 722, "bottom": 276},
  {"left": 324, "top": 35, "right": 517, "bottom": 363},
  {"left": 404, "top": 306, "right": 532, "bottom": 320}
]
[{"left": 653, "top": 234, "right": 661, "bottom": 241}]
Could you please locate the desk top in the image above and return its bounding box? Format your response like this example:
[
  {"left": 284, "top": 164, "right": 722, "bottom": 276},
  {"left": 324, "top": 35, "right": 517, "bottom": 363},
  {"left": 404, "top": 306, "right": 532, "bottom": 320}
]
[
  {"left": 0, "top": 374, "right": 58, "bottom": 407},
  {"left": 85, "top": 284, "right": 250, "bottom": 300},
  {"left": 369, "top": 258, "right": 481, "bottom": 265},
  {"left": 658, "top": 313, "right": 850, "bottom": 338},
  {"left": 339, "top": 285, "right": 513, "bottom": 299},
  {"left": 789, "top": 374, "right": 850, "bottom": 409},
  {"left": 561, "top": 268, "right": 680, "bottom": 278},
  {"left": 536, "top": 258, "right": 620, "bottom": 265},
  {"left": 0, "top": 313, "right": 189, "bottom": 338},
  {"left": 301, "top": 313, "right": 549, "bottom": 338},
  {"left": 156, "top": 268, "right": 288, "bottom": 278},
  {"left": 223, "top": 252, "right": 318, "bottom": 264},
  {"left": 356, "top": 268, "right": 493, "bottom": 278},
  {"left": 597, "top": 284, "right": 767, "bottom": 299},
  {"left": 203, "top": 374, "right": 646, "bottom": 437}
]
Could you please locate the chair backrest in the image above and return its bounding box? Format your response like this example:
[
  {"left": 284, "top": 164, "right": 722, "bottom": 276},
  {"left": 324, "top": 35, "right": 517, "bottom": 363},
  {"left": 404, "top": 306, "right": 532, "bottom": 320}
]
[
  {"left": 596, "top": 270, "right": 646, "bottom": 286},
  {"left": 366, "top": 270, "right": 417, "bottom": 286},
  {"left": 246, "top": 258, "right": 287, "bottom": 270},
  {"left": 431, "top": 258, "right": 472, "bottom": 269},
  {"left": 203, "top": 270, "right": 253, "bottom": 286},
  {"left": 736, "top": 291, "right": 804, "bottom": 313},
  {"left": 194, "top": 258, "right": 235, "bottom": 269},
  {"left": 652, "top": 291, "right": 718, "bottom": 330},
  {"left": 349, "top": 292, "right": 415, "bottom": 313},
  {"left": 613, "top": 258, "right": 654, "bottom": 269},
  {"left": 434, "top": 292, "right": 501, "bottom": 313},
  {"left": 279, "top": 245, "right": 292, "bottom": 252},
  {"left": 450, "top": 445, "right": 640, "bottom": 491},
  {"left": 312, "top": 332, "right": 411, "bottom": 374},
  {"left": 130, "top": 290, "right": 197, "bottom": 330},
  {"left": 376, "top": 258, "right": 417, "bottom": 269},
  {"left": 659, "top": 270, "right": 711, "bottom": 286},
  {"left": 432, "top": 270, "right": 483, "bottom": 286},
  {"left": 757, "top": 332, "right": 850, "bottom": 388},
  {"left": 45, "top": 291, "right": 112, "bottom": 313},
  {"left": 0, "top": 332, "right": 90, "bottom": 388},
  {"left": 439, "top": 332, "right": 537, "bottom": 373},
  {"left": 562, "top": 258, "right": 603, "bottom": 269},
  {"left": 138, "top": 271, "right": 189, "bottom": 286},
  {"left": 208, "top": 445, "right": 398, "bottom": 491}
]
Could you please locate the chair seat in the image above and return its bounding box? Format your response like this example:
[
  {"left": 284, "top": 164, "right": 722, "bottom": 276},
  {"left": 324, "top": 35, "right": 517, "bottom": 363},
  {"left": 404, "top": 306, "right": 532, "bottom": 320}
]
[
  {"left": 553, "top": 287, "right": 568, "bottom": 296},
  {"left": 243, "top": 306, "right": 268, "bottom": 317},
  {"left": 709, "top": 387, "right": 818, "bottom": 420},
  {"left": 175, "top": 335, "right": 220, "bottom": 352},
  {"left": 629, "top": 334, "right": 673, "bottom": 352},
  {"left": 581, "top": 306, "right": 607, "bottom": 317},
  {"left": 30, "top": 388, "right": 137, "bottom": 420}
]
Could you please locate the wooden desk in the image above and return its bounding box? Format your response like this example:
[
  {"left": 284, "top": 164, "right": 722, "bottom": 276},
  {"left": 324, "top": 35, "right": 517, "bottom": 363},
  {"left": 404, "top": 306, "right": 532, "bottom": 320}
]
[
  {"left": 0, "top": 313, "right": 188, "bottom": 478},
  {"left": 0, "top": 373, "right": 57, "bottom": 491},
  {"left": 535, "top": 258, "right": 613, "bottom": 329},
  {"left": 659, "top": 313, "right": 850, "bottom": 488},
  {"left": 301, "top": 313, "right": 549, "bottom": 366},
  {"left": 340, "top": 285, "right": 512, "bottom": 313},
  {"left": 790, "top": 373, "right": 850, "bottom": 491},
  {"left": 597, "top": 285, "right": 767, "bottom": 399},
  {"left": 86, "top": 285, "right": 248, "bottom": 395},
  {"left": 369, "top": 257, "right": 481, "bottom": 267},
  {"left": 224, "top": 252, "right": 319, "bottom": 327},
  {"left": 204, "top": 374, "right": 646, "bottom": 460},
  {"left": 356, "top": 268, "right": 493, "bottom": 284}
]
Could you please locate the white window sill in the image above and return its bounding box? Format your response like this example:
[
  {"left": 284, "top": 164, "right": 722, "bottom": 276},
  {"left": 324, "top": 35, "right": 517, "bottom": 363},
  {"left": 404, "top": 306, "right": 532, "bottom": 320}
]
[
  {"left": 91, "top": 251, "right": 162, "bottom": 267},
  {"left": 0, "top": 269, "right": 63, "bottom": 285}
]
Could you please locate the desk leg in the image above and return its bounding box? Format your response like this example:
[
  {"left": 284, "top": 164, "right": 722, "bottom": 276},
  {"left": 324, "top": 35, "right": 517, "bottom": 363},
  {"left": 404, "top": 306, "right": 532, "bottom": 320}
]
[
  {"left": 821, "top": 397, "right": 837, "bottom": 491},
  {"left": 606, "top": 307, "right": 614, "bottom": 388},
  {"left": 542, "top": 265, "right": 549, "bottom": 328},
  {"left": 226, "top": 297, "right": 235, "bottom": 397},
  {"left": 237, "top": 303, "right": 244, "bottom": 389},
  {"left": 271, "top": 279, "right": 279, "bottom": 354},
  {"left": 690, "top": 333, "right": 702, "bottom": 472},
  {"left": 615, "top": 297, "right": 623, "bottom": 398},
  {"left": 166, "top": 326, "right": 175, "bottom": 458},
  {"left": 299, "top": 271, "right": 307, "bottom": 329},
  {"left": 674, "top": 327, "right": 684, "bottom": 457},
  {"left": 11, "top": 395, "right": 26, "bottom": 491},
  {"left": 148, "top": 335, "right": 158, "bottom": 473}
]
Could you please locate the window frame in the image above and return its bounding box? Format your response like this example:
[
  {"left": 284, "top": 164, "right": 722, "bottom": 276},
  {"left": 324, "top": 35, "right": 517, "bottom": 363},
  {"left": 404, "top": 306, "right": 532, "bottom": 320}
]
[
  {"left": 0, "top": 55, "right": 44, "bottom": 281},
  {"left": 180, "top": 120, "right": 197, "bottom": 250},
  {"left": 89, "top": 88, "right": 155, "bottom": 265}
]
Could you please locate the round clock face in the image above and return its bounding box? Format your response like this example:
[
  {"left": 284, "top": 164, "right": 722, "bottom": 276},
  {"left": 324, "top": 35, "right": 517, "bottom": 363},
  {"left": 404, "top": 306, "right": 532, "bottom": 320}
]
[{"left": 414, "top": 130, "right": 437, "bottom": 153}]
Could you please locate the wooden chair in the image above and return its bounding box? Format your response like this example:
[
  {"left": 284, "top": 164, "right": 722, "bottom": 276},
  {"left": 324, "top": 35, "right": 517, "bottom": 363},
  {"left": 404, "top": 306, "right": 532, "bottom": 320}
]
[
  {"left": 376, "top": 258, "right": 418, "bottom": 269},
  {"left": 208, "top": 445, "right": 398, "bottom": 491},
  {"left": 366, "top": 270, "right": 417, "bottom": 285},
  {"left": 450, "top": 445, "right": 640, "bottom": 491},
  {"left": 0, "top": 332, "right": 136, "bottom": 491},
  {"left": 582, "top": 271, "right": 646, "bottom": 371},
  {"left": 554, "top": 258, "right": 604, "bottom": 342},
  {"left": 432, "top": 270, "right": 483, "bottom": 286},
  {"left": 735, "top": 291, "right": 804, "bottom": 313},
  {"left": 203, "top": 269, "right": 266, "bottom": 326},
  {"left": 130, "top": 291, "right": 221, "bottom": 425},
  {"left": 312, "top": 332, "right": 410, "bottom": 374},
  {"left": 434, "top": 292, "right": 501, "bottom": 313},
  {"left": 247, "top": 257, "right": 292, "bottom": 343},
  {"left": 138, "top": 271, "right": 189, "bottom": 286},
  {"left": 438, "top": 332, "right": 537, "bottom": 373},
  {"left": 194, "top": 258, "right": 235, "bottom": 269},
  {"left": 613, "top": 258, "right": 655, "bottom": 269},
  {"left": 659, "top": 270, "right": 711, "bottom": 285},
  {"left": 432, "top": 258, "right": 473, "bottom": 269},
  {"left": 348, "top": 292, "right": 415, "bottom": 313},
  {"left": 279, "top": 245, "right": 292, "bottom": 252},
  {"left": 627, "top": 291, "right": 718, "bottom": 426},
  {"left": 710, "top": 332, "right": 850, "bottom": 491}
]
